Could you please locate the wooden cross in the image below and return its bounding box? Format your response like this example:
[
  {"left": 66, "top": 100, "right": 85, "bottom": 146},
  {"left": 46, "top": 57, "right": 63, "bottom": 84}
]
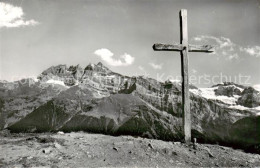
[{"left": 153, "top": 9, "right": 214, "bottom": 143}]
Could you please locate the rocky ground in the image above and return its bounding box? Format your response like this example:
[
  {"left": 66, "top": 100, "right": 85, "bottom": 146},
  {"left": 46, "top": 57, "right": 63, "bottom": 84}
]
[{"left": 0, "top": 131, "right": 260, "bottom": 167}]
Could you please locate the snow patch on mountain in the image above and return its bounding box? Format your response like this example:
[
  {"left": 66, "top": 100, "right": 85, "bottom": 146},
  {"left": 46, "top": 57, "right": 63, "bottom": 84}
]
[
  {"left": 32, "top": 78, "right": 39, "bottom": 82},
  {"left": 190, "top": 86, "right": 260, "bottom": 115},
  {"left": 228, "top": 105, "right": 249, "bottom": 110},
  {"left": 46, "top": 79, "right": 68, "bottom": 87},
  {"left": 228, "top": 105, "right": 260, "bottom": 114},
  {"left": 253, "top": 84, "right": 260, "bottom": 92},
  {"left": 254, "top": 106, "right": 260, "bottom": 110},
  {"left": 169, "top": 79, "right": 181, "bottom": 86},
  {"left": 169, "top": 79, "right": 181, "bottom": 83},
  {"left": 106, "top": 75, "right": 116, "bottom": 79},
  {"left": 190, "top": 87, "right": 239, "bottom": 105}
]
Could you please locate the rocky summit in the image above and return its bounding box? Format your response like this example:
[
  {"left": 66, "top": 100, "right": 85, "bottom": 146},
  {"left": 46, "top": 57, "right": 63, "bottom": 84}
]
[{"left": 0, "top": 63, "right": 260, "bottom": 153}]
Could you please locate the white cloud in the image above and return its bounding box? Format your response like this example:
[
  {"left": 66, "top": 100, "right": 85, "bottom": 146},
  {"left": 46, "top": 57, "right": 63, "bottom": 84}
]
[
  {"left": 194, "top": 37, "right": 202, "bottom": 41},
  {"left": 191, "top": 35, "right": 260, "bottom": 60},
  {"left": 138, "top": 66, "right": 145, "bottom": 71},
  {"left": 94, "top": 48, "right": 134, "bottom": 66},
  {"left": 0, "top": 2, "right": 39, "bottom": 28},
  {"left": 240, "top": 46, "right": 260, "bottom": 57},
  {"left": 218, "top": 37, "right": 233, "bottom": 48},
  {"left": 228, "top": 53, "right": 238, "bottom": 60},
  {"left": 149, "top": 62, "right": 162, "bottom": 70}
]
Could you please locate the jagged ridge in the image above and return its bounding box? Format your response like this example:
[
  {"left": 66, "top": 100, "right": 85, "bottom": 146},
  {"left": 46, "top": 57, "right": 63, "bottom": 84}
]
[{"left": 0, "top": 62, "right": 260, "bottom": 153}]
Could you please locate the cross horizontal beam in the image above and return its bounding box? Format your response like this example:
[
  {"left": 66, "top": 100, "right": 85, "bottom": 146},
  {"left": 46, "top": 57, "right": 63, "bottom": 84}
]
[{"left": 153, "top": 43, "right": 214, "bottom": 53}]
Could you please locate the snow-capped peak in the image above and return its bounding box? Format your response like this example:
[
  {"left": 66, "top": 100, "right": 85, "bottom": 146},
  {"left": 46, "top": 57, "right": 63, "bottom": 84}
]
[
  {"left": 46, "top": 79, "right": 67, "bottom": 87},
  {"left": 253, "top": 84, "right": 260, "bottom": 92},
  {"left": 190, "top": 87, "right": 238, "bottom": 105}
]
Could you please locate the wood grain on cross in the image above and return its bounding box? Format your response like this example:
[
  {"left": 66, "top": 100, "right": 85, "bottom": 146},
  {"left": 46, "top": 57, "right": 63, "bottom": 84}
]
[{"left": 153, "top": 9, "right": 214, "bottom": 142}]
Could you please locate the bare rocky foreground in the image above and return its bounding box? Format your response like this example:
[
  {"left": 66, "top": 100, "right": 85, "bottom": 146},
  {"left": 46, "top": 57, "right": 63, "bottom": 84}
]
[{"left": 0, "top": 132, "right": 260, "bottom": 167}]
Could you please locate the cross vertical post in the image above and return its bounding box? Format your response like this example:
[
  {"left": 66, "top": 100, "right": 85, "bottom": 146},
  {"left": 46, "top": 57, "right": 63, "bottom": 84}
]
[
  {"left": 152, "top": 9, "right": 213, "bottom": 143},
  {"left": 180, "top": 9, "right": 191, "bottom": 143}
]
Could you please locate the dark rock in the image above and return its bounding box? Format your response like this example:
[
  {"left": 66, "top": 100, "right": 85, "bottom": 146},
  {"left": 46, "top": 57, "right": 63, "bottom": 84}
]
[
  {"left": 97, "top": 62, "right": 103, "bottom": 66},
  {"left": 148, "top": 143, "right": 154, "bottom": 149},
  {"left": 42, "top": 148, "right": 51, "bottom": 154},
  {"left": 172, "top": 151, "right": 178, "bottom": 155},
  {"left": 208, "top": 151, "right": 214, "bottom": 158},
  {"left": 26, "top": 136, "right": 38, "bottom": 141},
  {"left": 37, "top": 137, "right": 55, "bottom": 143},
  {"left": 113, "top": 147, "right": 118, "bottom": 151},
  {"left": 238, "top": 87, "right": 260, "bottom": 108},
  {"left": 214, "top": 85, "right": 242, "bottom": 97},
  {"left": 85, "top": 64, "right": 94, "bottom": 71}
]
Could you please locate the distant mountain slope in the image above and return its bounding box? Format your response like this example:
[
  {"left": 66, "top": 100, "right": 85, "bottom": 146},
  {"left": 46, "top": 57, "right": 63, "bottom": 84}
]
[{"left": 1, "top": 62, "right": 260, "bottom": 152}]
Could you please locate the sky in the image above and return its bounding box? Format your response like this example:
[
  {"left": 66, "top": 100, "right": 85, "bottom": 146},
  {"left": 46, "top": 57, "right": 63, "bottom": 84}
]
[{"left": 0, "top": 0, "right": 260, "bottom": 87}]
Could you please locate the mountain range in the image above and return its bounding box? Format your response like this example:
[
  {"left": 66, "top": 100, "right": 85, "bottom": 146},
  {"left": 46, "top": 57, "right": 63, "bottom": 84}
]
[{"left": 0, "top": 62, "right": 259, "bottom": 153}]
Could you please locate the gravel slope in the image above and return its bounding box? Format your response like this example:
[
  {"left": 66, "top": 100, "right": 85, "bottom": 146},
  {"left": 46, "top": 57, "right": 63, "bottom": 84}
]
[{"left": 0, "top": 132, "right": 260, "bottom": 167}]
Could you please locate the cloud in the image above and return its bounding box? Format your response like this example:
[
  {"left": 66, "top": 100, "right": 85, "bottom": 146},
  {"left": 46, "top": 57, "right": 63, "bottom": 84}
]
[
  {"left": 0, "top": 2, "right": 39, "bottom": 28},
  {"left": 240, "top": 46, "right": 260, "bottom": 57},
  {"left": 138, "top": 66, "right": 145, "bottom": 71},
  {"left": 228, "top": 53, "right": 239, "bottom": 60},
  {"left": 94, "top": 48, "right": 134, "bottom": 66},
  {"left": 149, "top": 62, "right": 162, "bottom": 70},
  {"left": 191, "top": 35, "right": 260, "bottom": 60},
  {"left": 194, "top": 37, "right": 202, "bottom": 41}
]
